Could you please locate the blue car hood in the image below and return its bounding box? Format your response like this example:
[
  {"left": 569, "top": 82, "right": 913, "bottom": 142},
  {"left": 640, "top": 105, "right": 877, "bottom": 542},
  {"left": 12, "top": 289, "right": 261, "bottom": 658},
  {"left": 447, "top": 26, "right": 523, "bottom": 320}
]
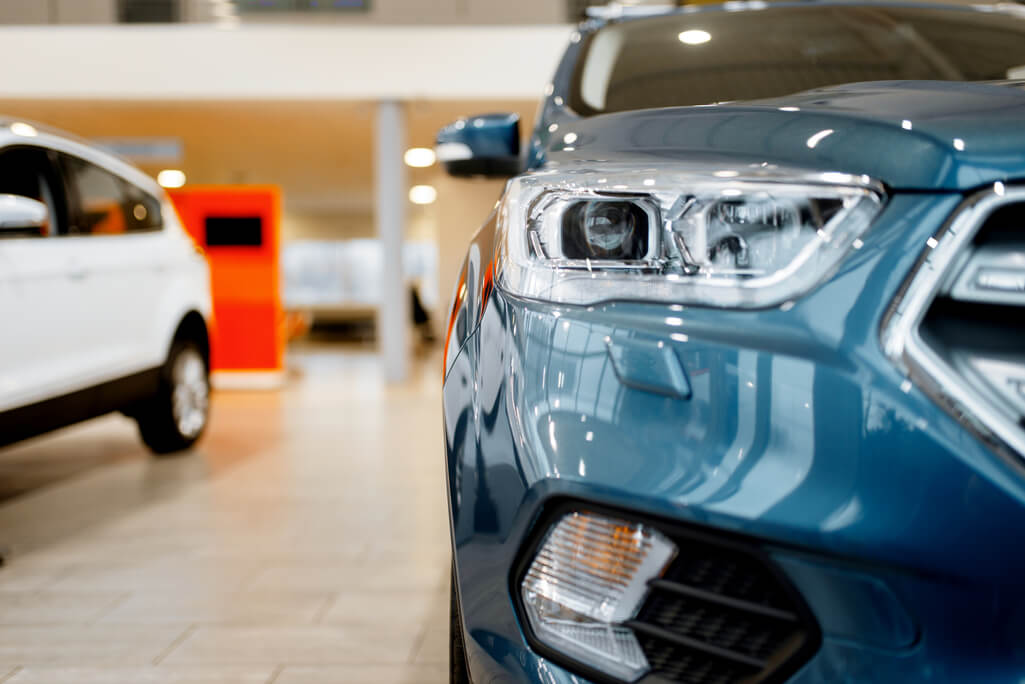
[{"left": 548, "top": 80, "right": 1025, "bottom": 191}]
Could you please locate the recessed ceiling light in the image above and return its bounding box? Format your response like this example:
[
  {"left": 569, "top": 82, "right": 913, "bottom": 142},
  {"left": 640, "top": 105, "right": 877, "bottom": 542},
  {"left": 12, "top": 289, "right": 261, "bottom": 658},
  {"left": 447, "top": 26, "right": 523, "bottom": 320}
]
[
  {"left": 404, "top": 147, "right": 436, "bottom": 168},
  {"left": 409, "top": 185, "right": 438, "bottom": 205},
  {"left": 157, "top": 169, "right": 186, "bottom": 188}
]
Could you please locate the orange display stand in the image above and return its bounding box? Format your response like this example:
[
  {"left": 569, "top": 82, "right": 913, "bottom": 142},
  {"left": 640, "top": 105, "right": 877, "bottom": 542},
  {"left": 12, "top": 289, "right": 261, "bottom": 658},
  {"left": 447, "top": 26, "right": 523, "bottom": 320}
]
[{"left": 169, "top": 186, "right": 285, "bottom": 389}]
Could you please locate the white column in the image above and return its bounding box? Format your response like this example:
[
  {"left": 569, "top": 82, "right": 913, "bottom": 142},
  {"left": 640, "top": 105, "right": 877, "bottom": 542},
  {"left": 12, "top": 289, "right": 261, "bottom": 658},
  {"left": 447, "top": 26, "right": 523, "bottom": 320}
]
[{"left": 375, "top": 100, "right": 410, "bottom": 383}]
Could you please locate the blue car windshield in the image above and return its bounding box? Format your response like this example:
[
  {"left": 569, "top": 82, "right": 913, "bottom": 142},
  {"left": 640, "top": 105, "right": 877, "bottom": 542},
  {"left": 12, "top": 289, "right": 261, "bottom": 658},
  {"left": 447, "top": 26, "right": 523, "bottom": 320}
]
[{"left": 569, "top": 4, "right": 1025, "bottom": 114}]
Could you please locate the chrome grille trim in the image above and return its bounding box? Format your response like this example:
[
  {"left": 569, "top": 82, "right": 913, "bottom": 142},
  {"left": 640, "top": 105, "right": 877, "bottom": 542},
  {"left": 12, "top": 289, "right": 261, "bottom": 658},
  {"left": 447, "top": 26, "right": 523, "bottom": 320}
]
[{"left": 882, "top": 184, "right": 1025, "bottom": 460}]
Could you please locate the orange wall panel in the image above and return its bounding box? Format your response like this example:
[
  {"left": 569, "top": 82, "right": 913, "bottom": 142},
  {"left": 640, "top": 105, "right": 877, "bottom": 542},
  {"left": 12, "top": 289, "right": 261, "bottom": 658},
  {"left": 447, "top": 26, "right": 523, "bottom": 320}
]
[{"left": 169, "top": 186, "right": 284, "bottom": 374}]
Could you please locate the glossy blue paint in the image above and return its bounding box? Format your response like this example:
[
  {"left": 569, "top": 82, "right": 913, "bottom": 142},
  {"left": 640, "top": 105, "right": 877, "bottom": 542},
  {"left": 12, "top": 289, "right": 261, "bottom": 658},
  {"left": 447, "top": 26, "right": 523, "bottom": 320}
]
[
  {"left": 770, "top": 553, "right": 916, "bottom": 652},
  {"left": 442, "top": 3, "right": 1025, "bottom": 682},
  {"left": 445, "top": 191, "right": 1025, "bottom": 681},
  {"left": 605, "top": 336, "right": 692, "bottom": 400},
  {"left": 530, "top": 80, "right": 1025, "bottom": 191}
]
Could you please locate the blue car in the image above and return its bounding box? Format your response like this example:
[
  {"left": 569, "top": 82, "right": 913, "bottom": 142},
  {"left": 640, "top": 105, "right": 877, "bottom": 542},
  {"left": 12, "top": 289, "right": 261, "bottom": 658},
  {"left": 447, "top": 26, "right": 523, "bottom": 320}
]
[{"left": 438, "top": 2, "right": 1025, "bottom": 682}]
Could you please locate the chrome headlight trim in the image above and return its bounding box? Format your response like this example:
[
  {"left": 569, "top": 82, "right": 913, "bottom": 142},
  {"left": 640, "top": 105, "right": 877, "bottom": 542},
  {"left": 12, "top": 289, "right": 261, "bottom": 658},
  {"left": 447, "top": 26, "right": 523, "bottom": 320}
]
[
  {"left": 496, "top": 164, "right": 886, "bottom": 310},
  {"left": 881, "top": 183, "right": 1025, "bottom": 461}
]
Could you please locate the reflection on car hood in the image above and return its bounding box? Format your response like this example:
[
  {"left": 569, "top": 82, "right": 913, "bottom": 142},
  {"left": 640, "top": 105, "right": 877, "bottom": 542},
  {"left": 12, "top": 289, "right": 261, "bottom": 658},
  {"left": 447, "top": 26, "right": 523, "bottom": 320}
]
[{"left": 546, "top": 80, "right": 1025, "bottom": 191}]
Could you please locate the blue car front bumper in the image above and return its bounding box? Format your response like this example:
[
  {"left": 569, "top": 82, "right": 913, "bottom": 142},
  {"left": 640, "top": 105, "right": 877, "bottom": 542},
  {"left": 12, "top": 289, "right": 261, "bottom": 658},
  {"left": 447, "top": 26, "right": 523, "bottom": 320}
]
[{"left": 444, "top": 192, "right": 1025, "bottom": 683}]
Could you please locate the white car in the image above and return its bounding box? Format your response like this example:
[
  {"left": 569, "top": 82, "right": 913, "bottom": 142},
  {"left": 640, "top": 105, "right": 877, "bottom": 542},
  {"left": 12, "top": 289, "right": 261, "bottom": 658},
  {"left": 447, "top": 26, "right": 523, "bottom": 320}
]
[{"left": 0, "top": 119, "right": 213, "bottom": 455}]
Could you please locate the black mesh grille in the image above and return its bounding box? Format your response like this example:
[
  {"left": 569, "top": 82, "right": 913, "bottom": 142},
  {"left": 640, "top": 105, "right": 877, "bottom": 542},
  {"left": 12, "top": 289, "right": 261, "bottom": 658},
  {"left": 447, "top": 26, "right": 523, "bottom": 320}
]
[
  {"left": 515, "top": 504, "right": 820, "bottom": 684},
  {"left": 638, "top": 636, "right": 755, "bottom": 684},
  {"left": 662, "top": 550, "right": 789, "bottom": 610},
  {"left": 638, "top": 594, "right": 796, "bottom": 662},
  {"left": 628, "top": 534, "right": 817, "bottom": 684}
]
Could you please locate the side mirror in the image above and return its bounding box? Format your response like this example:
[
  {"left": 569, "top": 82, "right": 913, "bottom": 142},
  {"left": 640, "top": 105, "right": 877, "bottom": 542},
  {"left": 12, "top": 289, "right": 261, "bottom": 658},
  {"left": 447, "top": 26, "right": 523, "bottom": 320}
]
[
  {"left": 0, "top": 194, "right": 49, "bottom": 236},
  {"left": 435, "top": 113, "right": 521, "bottom": 178}
]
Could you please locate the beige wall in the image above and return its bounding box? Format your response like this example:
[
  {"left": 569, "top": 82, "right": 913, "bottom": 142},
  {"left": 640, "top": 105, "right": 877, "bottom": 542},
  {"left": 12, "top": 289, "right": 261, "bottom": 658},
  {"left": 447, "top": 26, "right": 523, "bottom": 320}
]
[
  {"left": 435, "top": 174, "right": 507, "bottom": 333},
  {"left": 189, "top": 0, "right": 568, "bottom": 25},
  {"left": 0, "top": 0, "right": 47, "bottom": 24},
  {"left": 364, "top": 0, "right": 566, "bottom": 24},
  {"left": 282, "top": 177, "right": 508, "bottom": 333},
  {"left": 1, "top": 0, "right": 566, "bottom": 25},
  {"left": 281, "top": 206, "right": 436, "bottom": 243},
  {"left": 0, "top": 0, "right": 115, "bottom": 24},
  {"left": 58, "top": 0, "right": 117, "bottom": 24},
  {"left": 282, "top": 211, "right": 375, "bottom": 242}
]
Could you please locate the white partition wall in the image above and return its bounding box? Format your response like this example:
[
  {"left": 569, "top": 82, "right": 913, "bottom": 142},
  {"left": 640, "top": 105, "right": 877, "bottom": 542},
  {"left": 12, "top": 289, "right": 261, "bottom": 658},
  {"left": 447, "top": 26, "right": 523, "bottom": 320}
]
[{"left": 0, "top": 25, "right": 571, "bottom": 100}]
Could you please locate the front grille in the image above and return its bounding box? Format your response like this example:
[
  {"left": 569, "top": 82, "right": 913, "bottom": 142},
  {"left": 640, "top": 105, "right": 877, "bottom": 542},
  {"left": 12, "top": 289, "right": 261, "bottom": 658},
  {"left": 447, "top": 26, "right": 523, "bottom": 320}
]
[
  {"left": 663, "top": 550, "right": 791, "bottom": 610},
  {"left": 629, "top": 537, "right": 816, "bottom": 684},
  {"left": 883, "top": 188, "right": 1025, "bottom": 459},
  {"left": 515, "top": 502, "right": 820, "bottom": 684}
]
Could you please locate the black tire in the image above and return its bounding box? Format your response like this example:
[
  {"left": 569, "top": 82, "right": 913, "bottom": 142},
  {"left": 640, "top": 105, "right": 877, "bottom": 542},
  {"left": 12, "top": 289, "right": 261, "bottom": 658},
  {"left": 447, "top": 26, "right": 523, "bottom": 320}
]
[
  {"left": 136, "top": 338, "right": 210, "bottom": 456},
  {"left": 451, "top": 561, "right": 471, "bottom": 684}
]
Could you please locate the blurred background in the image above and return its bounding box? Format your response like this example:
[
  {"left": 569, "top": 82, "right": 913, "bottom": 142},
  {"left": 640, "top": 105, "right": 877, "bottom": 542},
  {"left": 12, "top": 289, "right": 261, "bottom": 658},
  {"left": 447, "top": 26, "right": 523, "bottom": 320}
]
[
  {"left": 0, "top": 4, "right": 581, "bottom": 682},
  {"left": 0, "top": 0, "right": 582, "bottom": 368}
]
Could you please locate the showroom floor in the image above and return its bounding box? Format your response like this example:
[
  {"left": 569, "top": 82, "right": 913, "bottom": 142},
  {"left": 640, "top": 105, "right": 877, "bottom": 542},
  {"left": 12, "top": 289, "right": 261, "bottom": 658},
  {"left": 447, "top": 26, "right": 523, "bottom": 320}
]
[{"left": 0, "top": 345, "right": 449, "bottom": 683}]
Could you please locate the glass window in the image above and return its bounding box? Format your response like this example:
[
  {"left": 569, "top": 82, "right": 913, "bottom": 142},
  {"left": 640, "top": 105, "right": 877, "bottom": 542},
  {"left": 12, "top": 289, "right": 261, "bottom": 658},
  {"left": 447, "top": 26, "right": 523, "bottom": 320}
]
[
  {"left": 0, "top": 146, "right": 63, "bottom": 238},
  {"left": 123, "top": 184, "right": 163, "bottom": 233},
  {"left": 118, "top": 0, "right": 179, "bottom": 23},
  {"left": 570, "top": 6, "right": 1025, "bottom": 115},
  {"left": 62, "top": 155, "right": 162, "bottom": 236}
]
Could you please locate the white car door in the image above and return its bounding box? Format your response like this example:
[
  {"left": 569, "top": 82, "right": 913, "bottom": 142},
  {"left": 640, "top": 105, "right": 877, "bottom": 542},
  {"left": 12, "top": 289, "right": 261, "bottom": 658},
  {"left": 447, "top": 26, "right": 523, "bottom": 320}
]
[
  {"left": 57, "top": 153, "right": 169, "bottom": 383},
  {"left": 0, "top": 145, "right": 91, "bottom": 411}
]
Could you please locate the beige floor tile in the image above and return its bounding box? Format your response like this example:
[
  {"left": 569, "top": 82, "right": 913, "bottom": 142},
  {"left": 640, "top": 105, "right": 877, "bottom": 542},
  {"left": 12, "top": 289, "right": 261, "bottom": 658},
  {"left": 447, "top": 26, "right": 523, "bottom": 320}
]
[
  {"left": 48, "top": 560, "right": 263, "bottom": 593},
  {"left": 246, "top": 560, "right": 447, "bottom": 593},
  {"left": 0, "top": 442, "right": 222, "bottom": 558},
  {"left": 0, "top": 562, "right": 77, "bottom": 593},
  {"left": 242, "top": 566, "right": 367, "bottom": 593},
  {"left": 274, "top": 663, "right": 447, "bottom": 684},
  {"left": 411, "top": 590, "right": 450, "bottom": 666},
  {"left": 162, "top": 626, "right": 415, "bottom": 666},
  {"left": 413, "top": 624, "right": 449, "bottom": 666},
  {"left": 4, "top": 666, "right": 274, "bottom": 684},
  {"left": 0, "top": 592, "right": 123, "bottom": 625},
  {"left": 320, "top": 590, "right": 436, "bottom": 628},
  {"left": 0, "top": 346, "right": 450, "bottom": 678},
  {"left": 0, "top": 626, "right": 187, "bottom": 665},
  {"left": 17, "top": 538, "right": 203, "bottom": 566},
  {"left": 98, "top": 592, "right": 331, "bottom": 625}
]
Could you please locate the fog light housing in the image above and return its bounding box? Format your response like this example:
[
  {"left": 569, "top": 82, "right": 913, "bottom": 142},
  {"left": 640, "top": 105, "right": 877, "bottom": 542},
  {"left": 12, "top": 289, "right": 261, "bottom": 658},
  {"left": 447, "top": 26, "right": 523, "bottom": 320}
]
[{"left": 521, "top": 511, "right": 677, "bottom": 681}]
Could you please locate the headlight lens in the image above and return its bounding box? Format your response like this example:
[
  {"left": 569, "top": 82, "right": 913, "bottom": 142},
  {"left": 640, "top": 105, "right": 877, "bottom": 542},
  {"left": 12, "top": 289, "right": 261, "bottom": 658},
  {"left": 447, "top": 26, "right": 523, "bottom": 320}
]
[
  {"left": 561, "top": 199, "right": 653, "bottom": 260},
  {"left": 497, "top": 167, "right": 883, "bottom": 308}
]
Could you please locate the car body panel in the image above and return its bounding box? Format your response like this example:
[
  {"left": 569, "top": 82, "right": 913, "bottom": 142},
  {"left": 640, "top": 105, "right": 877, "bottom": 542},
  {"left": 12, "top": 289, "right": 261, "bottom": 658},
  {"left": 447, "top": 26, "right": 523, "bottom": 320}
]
[
  {"left": 445, "top": 175, "right": 1025, "bottom": 683},
  {"left": 446, "top": 195, "right": 1025, "bottom": 678},
  {"left": 445, "top": 3, "right": 1025, "bottom": 682},
  {"left": 0, "top": 122, "right": 211, "bottom": 415},
  {"left": 532, "top": 80, "right": 1025, "bottom": 191}
]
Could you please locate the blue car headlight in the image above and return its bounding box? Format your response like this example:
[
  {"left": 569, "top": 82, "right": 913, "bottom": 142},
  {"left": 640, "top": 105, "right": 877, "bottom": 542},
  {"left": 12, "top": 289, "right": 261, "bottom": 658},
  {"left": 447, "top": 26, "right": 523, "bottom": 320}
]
[{"left": 496, "top": 166, "right": 883, "bottom": 308}]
